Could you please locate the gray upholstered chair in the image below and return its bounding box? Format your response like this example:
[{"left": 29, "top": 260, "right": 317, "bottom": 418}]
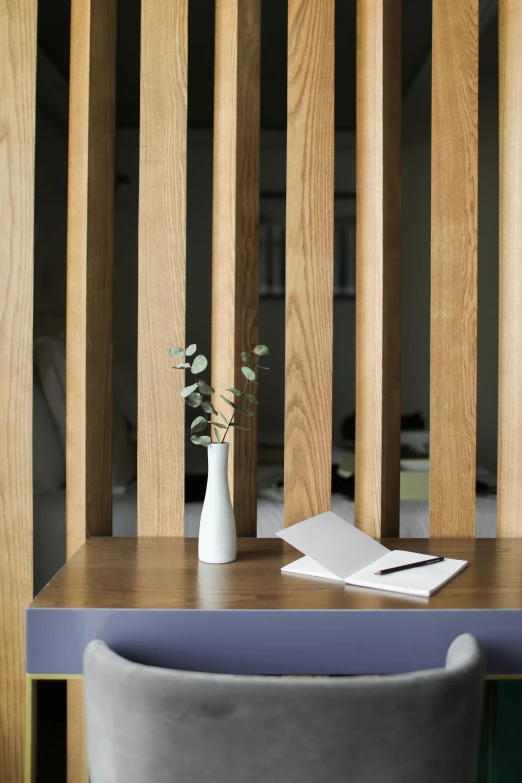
[{"left": 84, "top": 634, "right": 485, "bottom": 783}]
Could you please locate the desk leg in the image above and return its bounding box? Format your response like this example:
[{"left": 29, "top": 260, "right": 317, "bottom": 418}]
[
  {"left": 67, "top": 679, "right": 89, "bottom": 782},
  {"left": 24, "top": 677, "right": 37, "bottom": 783}
]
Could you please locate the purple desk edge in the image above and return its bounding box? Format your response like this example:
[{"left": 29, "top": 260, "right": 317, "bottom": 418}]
[{"left": 26, "top": 608, "right": 522, "bottom": 676}]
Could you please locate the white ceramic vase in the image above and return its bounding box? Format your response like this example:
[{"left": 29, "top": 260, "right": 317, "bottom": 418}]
[{"left": 198, "top": 443, "right": 237, "bottom": 564}]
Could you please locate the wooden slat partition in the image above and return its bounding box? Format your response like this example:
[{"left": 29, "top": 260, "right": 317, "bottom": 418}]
[
  {"left": 0, "top": 1, "right": 37, "bottom": 778},
  {"left": 355, "top": 0, "right": 402, "bottom": 538},
  {"left": 138, "top": 0, "right": 188, "bottom": 537},
  {"left": 66, "top": 0, "right": 116, "bottom": 557},
  {"left": 284, "top": 0, "right": 334, "bottom": 527},
  {"left": 430, "top": 0, "right": 478, "bottom": 537},
  {"left": 498, "top": 0, "right": 522, "bottom": 537},
  {"left": 212, "top": 0, "right": 260, "bottom": 536},
  {"left": 66, "top": 0, "right": 116, "bottom": 778}
]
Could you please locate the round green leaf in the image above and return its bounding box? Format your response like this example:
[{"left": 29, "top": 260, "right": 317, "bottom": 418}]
[
  {"left": 185, "top": 391, "right": 203, "bottom": 408},
  {"left": 169, "top": 346, "right": 184, "bottom": 358},
  {"left": 191, "top": 354, "right": 208, "bottom": 374},
  {"left": 230, "top": 422, "right": 248, "bottom": 431},
  {"left": 198, "top": 379, "right": 215, "bottom": 395},
  {"left": 244, "top": 393, "right": 259, "bottom": 405},
  {"left": 201, "top": 401, "right": 217, "bottom": 415},
  {"left": 220, "top": 395, "right": 236, "bottom": 409},
  {"left": 241, "top": 366, "right": 255, "bottom": 382},
  {"left": 191, "top": 434, "right": 211, "bottom": 447},
  {"left": 173, "top": 362, "right": 190, "bottom": 369},
  {"left": 253, "top": 345, "right": 269, "bottom": 356},
  {"left": 191, "top": 416, "right": 208, "bottom": 433},
  {"left": 241, "top": 352, "right": 254, "bottom": 369},
  {"left": 181, "top": 382, "right": 198, "bottom": 397},
  {"left": 185, "top": 344, "right": 197, "bottom": 356},
  {"left": 225, "top": 388, "right": 243, "bottom": 397}
]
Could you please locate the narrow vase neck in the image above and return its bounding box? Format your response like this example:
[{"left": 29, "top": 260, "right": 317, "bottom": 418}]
[{"left": 207, "top": 443, "right": 229, "bottom": 472}]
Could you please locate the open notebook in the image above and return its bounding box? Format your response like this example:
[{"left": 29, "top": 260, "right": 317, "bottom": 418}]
[{"left": 276, "top": 512, "right": 467, "bottom": 598}]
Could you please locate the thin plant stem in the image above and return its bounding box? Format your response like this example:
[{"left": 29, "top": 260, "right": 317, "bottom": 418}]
[
  {"left": 222, "top": 376, "right": 250, "bottom": 443},
  {"left": 202, "top": 408, "right": 212, "bottom": 442}
]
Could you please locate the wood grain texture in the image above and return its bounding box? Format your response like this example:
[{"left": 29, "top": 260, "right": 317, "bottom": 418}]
[
  {"left": 355, "top": 0, "right": 402, "bottom": 538},
  {"left": 66, "top": 2, "right": 116, "bottom": 779},
  {"left": 0, "top": 2, "right": 36, "bottom": 779},
  {"left": 30, "top": 536, "right": 522, "bottom": 611},
  {"left": 66, "top": 0, "right": 116, "bottom": 558},
  {"left": 498, "top": 0, "right": 522, "bottom": 537},
  {"left": 430, "top": 0, "right": 478, "bottom": 537},
  {"left": 284, "top": 0, "right": 334, "bottom": 527},
  {"left": 211, "top": 0, "right": 260, "bottom": 536},
  {"left": 138, "top": 0, "right": 188, "bottom": 537},
  {"left": 67, "top": 679, "right": 88, "bottom": 783}
]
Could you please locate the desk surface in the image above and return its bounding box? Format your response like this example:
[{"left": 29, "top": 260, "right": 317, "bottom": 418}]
[
  {"left": 27, "top": 538, "right": 522, "bottom": 676},
  {"left": 31, "top": 537, "right": 522, "bottom": 610}
]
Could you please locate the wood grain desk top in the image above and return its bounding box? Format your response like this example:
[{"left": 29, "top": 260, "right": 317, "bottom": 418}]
[{"left": 31, "top": 537, "right": 522, "bottom": 611}]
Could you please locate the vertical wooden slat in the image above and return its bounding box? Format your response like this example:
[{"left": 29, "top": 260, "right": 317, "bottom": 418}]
[
  {"left": 138, "top": 0, "right": 188, "bottom": 537},
  {"left": 430, "top": 0, "right": 478, "bottom": 537},
  {"left": 66, "top": 679, "right": 88, "bottom": 783},
  {"left": 284, "top": 0, "right": 334, "bottom": 527},
  {"left": 211, "top": 0, "right": 260, "bottom": 536},
  {"left": 498, "top": 0, "right": 522, "bottom": 537},
  {"left": 355, "top": 0, "right": 402, "bottom": 538},
  {"left": 24, "top": 678, "right": 37, "bottom": 783},
  {"left": 66, "top": 0, "right": 116, "bottom": 778},
  {"left": 66, "top": 0, "right": 116, "bottom": 556},
  {"left": 0, "top": 2, "right": 36, "bottom": 778}
]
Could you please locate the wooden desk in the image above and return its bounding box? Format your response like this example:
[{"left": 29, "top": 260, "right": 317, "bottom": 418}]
[{"left": 27, "top": 537, "right": 522, "bottom": 677}]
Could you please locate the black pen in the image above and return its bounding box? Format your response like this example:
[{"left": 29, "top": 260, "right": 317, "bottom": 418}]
[{"left": 375, "top": 556, "right": 445, "bottom": 576}]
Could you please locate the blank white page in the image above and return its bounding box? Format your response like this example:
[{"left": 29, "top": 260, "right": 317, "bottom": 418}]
[
  {"left": 347, "top": 550, "right": 468, "bottom": 597},
  {"left": 282, "top": 555, "right": 343, "bottom": 581},
  {"left": 276, "top": 511, "right": 390, "bottom": 580}
]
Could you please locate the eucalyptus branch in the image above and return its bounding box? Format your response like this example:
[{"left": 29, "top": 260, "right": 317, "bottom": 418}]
[
  {"left": 222, "top": 376, "right": 250, "bottom": 443},
  {"left": 170, "top": 342, "right": 269, "bottom": 448},
  {"left": 202, "top": 407, "right": 211, "bottom": 441}
]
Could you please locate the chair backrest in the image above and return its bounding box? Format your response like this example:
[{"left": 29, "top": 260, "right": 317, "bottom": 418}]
[{"left": 84, "top": 634, "right": 485, "bottom": 783}]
